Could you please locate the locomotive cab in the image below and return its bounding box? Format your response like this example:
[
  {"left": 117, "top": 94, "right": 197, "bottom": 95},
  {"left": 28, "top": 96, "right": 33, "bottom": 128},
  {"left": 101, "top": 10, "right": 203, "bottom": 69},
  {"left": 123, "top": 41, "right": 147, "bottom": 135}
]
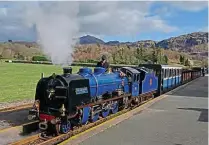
[
  {"left": 120, "top": 67, "right": 140, "bottom": 97},
  {"left": 28, "top": 68, "right": 91, "bottom": 124}
]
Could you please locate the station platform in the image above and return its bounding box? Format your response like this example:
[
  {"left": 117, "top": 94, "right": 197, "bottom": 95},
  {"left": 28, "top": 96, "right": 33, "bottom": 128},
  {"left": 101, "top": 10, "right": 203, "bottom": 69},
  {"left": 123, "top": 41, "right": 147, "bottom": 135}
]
[{"left": 75, "top": 76, "right": 208, "bottom": 145}]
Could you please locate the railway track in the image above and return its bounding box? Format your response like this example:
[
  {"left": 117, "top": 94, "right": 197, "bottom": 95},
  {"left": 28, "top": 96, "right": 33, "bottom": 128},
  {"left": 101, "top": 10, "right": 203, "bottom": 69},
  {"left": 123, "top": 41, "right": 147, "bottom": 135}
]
[
  {"left": 0, "top": 103, "right": 35, "bottom": 132},
  {"left": 0, "top": 120, "right": 40, "bottom": 145},
  {"left": 0, "top": 103, "right": 33, "bottom": 113},
  {"left": 0, "top": 120, "right": 39, "bottom": 133},
  {"left": 9, "top": 96, "right": 161, "bottom": 145}
]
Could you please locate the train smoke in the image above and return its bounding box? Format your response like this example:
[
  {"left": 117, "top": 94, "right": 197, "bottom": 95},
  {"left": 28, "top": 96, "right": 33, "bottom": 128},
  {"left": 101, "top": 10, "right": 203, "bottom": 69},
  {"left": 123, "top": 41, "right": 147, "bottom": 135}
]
[{"left": 25, "top": 2, "right": 79, "bottom": 66}]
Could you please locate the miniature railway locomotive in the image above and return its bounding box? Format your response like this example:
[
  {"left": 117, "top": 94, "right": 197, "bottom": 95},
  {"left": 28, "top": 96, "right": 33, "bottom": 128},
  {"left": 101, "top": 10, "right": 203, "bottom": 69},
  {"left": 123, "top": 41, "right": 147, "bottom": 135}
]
[
  {"left": 28, "top": 66, "right": 158, "bottom": 135},
  {"left": 28, "top": 64, "right": 203, "bottom": 135}
]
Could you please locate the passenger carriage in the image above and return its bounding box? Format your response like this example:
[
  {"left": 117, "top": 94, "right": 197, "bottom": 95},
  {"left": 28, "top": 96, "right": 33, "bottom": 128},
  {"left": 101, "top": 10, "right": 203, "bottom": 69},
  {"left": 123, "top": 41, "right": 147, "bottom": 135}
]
[{"left": 138, "top": 64, "right": 182, "bottom": 95}]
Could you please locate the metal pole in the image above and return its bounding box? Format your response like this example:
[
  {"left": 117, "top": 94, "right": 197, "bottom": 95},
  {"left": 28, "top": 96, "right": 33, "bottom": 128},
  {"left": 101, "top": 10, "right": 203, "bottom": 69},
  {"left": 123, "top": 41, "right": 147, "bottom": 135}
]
[{"left": 41, "top": 73, "right": 44, "bottom": 78}]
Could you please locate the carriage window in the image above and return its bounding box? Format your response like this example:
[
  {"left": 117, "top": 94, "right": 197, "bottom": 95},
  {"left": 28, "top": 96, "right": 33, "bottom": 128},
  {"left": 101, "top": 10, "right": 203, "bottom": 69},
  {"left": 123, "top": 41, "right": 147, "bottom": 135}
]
[
  {"left": 167, "top": 69, "right": 169, "bottom": 78},
  {"left": 167, "top": 69, "right": 171, "bottom": 78},
  {"left": 137, "top": 75, "right": 140, "bottom": 81},
  {"left": 134, "top": 74, "right": 137, "bottom": 81},
  {"left": 164, "top": 69, "right": 166, "bottom": 78}
]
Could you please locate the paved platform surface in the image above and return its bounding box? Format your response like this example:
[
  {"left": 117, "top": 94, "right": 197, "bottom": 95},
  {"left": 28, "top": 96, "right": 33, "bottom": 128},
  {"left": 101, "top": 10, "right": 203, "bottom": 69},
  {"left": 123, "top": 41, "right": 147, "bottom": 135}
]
[{"left": 79, "top": 76, "right": 208, "bottom": 145}]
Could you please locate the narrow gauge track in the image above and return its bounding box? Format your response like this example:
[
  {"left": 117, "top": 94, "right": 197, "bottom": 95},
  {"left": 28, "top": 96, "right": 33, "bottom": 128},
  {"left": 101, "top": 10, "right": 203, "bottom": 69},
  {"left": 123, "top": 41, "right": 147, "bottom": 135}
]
[
  {"left": 0, "top": 103, "right": 35, "bottom": 131},
  {"left": 0, "top": 120, "right": 39, "bottom": 133},
  {"left": 0, "top": 103, "right": 33, "bottom": 113},
  {"left": 9, "top": 96, "right": 155, "bottom": 145}
]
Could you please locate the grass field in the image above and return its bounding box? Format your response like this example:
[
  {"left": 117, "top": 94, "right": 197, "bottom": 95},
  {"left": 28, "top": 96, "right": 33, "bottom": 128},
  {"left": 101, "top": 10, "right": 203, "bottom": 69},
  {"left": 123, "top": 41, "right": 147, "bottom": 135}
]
[{"left": 0, "top": 62, "right": 81, "bottom": 103}]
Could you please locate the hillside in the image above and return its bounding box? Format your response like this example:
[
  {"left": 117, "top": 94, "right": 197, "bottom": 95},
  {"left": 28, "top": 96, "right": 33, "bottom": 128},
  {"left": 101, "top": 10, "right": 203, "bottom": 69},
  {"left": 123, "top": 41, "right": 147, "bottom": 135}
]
[
  {"left": 77, "top": 32, "right": 208, "bottom": 59},
  {"left": 0, "top": 32, "right": 208, "bottom": 66},
  {"left": 0, "top": 42, "right": 41, "bottom": 59},
  {"left": 156, "top": 32, "right": 208, "bottom": 50},
  {"left": 78, "top": 32, "right": 207, "bottom": 47},
  {"left": 79, "top": 35, "right": 105, "bottom": 44}
]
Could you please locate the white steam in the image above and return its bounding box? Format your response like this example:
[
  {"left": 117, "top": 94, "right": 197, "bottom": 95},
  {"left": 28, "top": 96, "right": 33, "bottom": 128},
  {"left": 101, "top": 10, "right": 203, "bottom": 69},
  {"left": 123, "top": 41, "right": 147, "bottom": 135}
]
[{"left": 25, "top": 2, "right": 79, "bottom": 66}]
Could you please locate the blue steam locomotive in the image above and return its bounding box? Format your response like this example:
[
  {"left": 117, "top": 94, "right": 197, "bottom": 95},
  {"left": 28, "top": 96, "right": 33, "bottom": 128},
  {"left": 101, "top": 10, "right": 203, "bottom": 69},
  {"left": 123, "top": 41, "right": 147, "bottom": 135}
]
[
  {"left": 28, "top": 64, "right": 202, "bottom": 135},
  {"left": 28, "top": 66, "right": 158, "bottom": 135}
]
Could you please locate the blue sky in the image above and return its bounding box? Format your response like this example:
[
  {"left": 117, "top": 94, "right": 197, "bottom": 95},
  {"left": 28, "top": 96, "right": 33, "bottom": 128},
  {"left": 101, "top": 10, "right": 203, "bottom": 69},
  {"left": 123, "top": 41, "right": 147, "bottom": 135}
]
[
  {"left": 0, "top": 1, "right": 208, "bottom": 42},
  {"left": 101, "top": 1, "right": 208, "bottom": 42}
]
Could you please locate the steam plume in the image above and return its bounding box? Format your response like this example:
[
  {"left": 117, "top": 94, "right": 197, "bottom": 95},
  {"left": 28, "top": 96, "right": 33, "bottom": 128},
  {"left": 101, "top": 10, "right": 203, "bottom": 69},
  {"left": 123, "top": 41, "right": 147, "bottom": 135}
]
[{"left": 25, "top": 2, "right": 79, "bottom": 66}]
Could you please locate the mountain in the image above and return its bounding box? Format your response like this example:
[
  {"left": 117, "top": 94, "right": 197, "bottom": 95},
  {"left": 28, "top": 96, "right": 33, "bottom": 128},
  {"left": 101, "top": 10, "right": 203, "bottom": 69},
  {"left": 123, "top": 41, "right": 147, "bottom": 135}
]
[
  {"left": 0, "top": 32, "right": 207, "bottom": 60},
  {"left": 156, "top": 32, "right": 208, "bottom": 50},
  {"left": 79, "top": 35, "right": 105, "bottom": 44},
  {"left": 105, "top": 41, "right": 120, "bottom": 45},
  {"left": 78, "top": 32, "right": 208, "bottom": 53}
]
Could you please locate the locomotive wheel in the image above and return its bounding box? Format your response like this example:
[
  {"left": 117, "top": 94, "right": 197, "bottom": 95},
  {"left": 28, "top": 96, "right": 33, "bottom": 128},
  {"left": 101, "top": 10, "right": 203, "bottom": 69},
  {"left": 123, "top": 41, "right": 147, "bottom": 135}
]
[
  {"left": 60, "top": 121, "right": 71, "bottom": 134},
  {"left": 81, "top": 107, "right": 91, "bottom": 125},
  {"left": 90, "top": 113, "right": 99, "bottom": 122},
  {"left": 101, "top": 109, "right": 110, "bottom": 118},
  {"left": 111, "top": 101, "right": 119, "bottom": 114},
  {"left": 123, "top": 97, "right": 129, "bottom": 109}
]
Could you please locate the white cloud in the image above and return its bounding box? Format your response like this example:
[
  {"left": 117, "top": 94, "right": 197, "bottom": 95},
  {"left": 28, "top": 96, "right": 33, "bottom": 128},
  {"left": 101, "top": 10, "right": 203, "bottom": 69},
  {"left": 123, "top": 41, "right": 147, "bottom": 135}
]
[
  {"left": 153, "top": 6, "right": 173, "bottom": 17},
  {"left": 0, "top": 1, "right": 179, "bottom": 42},
  {"left": 77, "top": 1, "right": 178, "bottom": 36},
  {"left": 167, "top": 1, "right": 208, "bottom": 12},
  {"left": 0, "top": 8, "right": 7, "bottom": 16}
]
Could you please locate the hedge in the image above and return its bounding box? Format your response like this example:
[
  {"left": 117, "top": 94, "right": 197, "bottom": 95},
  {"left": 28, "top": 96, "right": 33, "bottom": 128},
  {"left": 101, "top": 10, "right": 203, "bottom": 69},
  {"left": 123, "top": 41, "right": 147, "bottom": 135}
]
[
  {"left": 32, "top": 56, "right": 48, "bottom": 61},
  {"left": 5, "top": 60, "right": 137, "bottom": 68}
]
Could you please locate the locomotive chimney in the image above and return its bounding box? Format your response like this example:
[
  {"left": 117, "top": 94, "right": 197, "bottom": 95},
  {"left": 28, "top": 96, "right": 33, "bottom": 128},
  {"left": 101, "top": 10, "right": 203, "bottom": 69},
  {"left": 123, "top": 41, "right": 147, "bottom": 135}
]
[{"left": 63, "top": 67, "right": 72, "bottom": 74}]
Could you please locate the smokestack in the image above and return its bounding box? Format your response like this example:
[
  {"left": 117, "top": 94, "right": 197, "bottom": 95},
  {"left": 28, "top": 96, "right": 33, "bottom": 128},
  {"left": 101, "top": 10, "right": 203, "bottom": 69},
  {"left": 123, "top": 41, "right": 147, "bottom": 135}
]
[{"left": 63, "top": 67, "right": 72, "bottom": 74}]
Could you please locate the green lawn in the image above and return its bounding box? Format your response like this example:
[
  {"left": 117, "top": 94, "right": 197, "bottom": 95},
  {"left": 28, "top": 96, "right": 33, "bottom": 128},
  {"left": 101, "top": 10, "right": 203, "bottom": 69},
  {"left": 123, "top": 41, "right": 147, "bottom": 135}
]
[{"left": 0, "top": 62, "right": 81, "bottom": 103}]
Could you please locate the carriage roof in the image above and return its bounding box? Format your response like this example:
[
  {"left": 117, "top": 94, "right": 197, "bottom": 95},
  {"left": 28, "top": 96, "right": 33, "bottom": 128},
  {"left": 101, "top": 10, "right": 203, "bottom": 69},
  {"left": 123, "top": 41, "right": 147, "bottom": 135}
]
[{"left": 138, "top": 64, "right": 182, "bottom": 70}]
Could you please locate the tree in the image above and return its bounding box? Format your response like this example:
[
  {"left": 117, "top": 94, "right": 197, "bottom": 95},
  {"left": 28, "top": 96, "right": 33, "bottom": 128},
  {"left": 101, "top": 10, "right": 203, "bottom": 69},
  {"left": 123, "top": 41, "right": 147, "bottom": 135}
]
[
  {"left": 127, "top": 45, "right": 132, "bottom": 64},
  {"left": 180, "top": 55, "right": 185, "bottom": 65},
  {"left": 151, "top": 45, "right": 157, "bottom": 64},
  {"left": 202, "top": 59, "right": 208, "bottom": 67},
  {"left": 156, "top": 47, "right": 162, "bottom": 64},
  {"left": 136, "top": 44, "right": 141, "bottom": 64},
  {"left": 164, "top": 55, "right": 168, "bottom": 64},
  {"left": 96, "top": 43, "right": 100, "bottom": 48},
  {"left": 0, "top": 55, "right": 2, "bottom": 62},
  {"left": 112, "top": 53, "right": 116, "bottom": 64},
  {"left": 185, "top": 58, "right": 190, "bottom": 66},
  {"left": 17, "top": 53, "right": 24, "bottom": 60},
  {"left": 118, "top": 46, "right": 124, "bottom": 63}
]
